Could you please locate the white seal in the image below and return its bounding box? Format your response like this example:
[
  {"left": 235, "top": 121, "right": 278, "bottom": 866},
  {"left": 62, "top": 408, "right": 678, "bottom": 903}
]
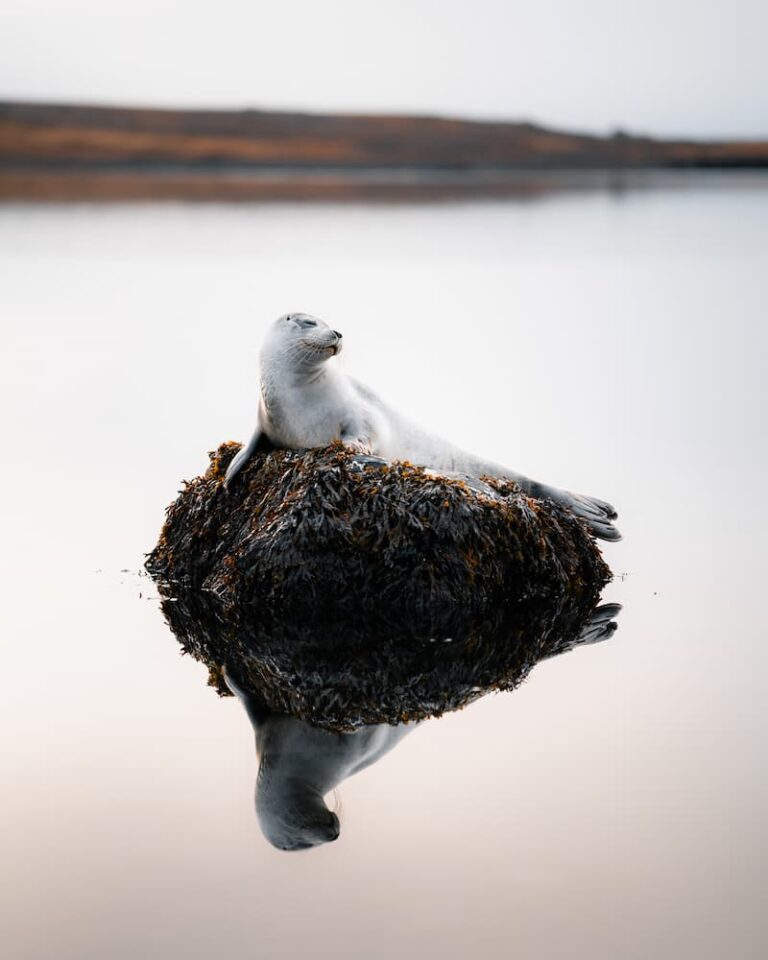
[{"left": 225, "top": 312, "right": 620, "bottom": 540}]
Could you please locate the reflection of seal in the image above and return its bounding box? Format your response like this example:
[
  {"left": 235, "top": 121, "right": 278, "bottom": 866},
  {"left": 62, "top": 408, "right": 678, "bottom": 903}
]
[
  {"left": 225, "top": 670, "right": 413, "bottom": 851},
  {"left": 225, "top": 312, "right": 619, "bottom": 540},
  {"left": 216, "top": 603, "right": 619, "bottom": 850}
]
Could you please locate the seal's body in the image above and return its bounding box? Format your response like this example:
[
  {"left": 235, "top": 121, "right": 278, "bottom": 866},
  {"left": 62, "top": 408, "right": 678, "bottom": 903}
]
[{"left": 225, "top": 312, "right": 620, "bottom": 541}]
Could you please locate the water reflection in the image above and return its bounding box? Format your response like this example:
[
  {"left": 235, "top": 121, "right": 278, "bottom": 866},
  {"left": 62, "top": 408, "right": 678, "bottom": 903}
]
[
  {"left": 225, "top": 670, "right": 414, "bottom": 850},
  {"left": 160, "top": 596, "right": 619, "bottom": 849}
]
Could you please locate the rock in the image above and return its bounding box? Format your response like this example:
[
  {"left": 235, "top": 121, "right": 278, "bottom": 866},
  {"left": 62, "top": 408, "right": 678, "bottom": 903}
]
[
  {"left": 146, "top": 442, "right": 610, "bottom": 618},
  {"left": 145, "top": 442, "right": 614, "bottom": 731}
]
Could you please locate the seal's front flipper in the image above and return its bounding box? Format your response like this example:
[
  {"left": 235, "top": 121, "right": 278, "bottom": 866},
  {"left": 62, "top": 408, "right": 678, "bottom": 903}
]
[
  {"left": 224, "top": 427, "right": 262, "bottom": 488},
  {"left": 222, "top": 667, "right": 271, "bottom": 728},
  {"left": 347, "top": 453, "right": 389, "bottom": 472},
  {"left": 341, "top": 439, "right": 373, "bottom": 456},
  {"left": 339, "top": 422, "right": 373, "bottom": 457}
]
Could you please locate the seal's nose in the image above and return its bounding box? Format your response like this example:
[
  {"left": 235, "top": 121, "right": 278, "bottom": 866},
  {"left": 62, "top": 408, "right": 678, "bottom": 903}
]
[
  {"left": 333, "top": 330, "right": 343, "bottom": 339},
  {"left": 327, "top": 812, "right": 341, "bottom": 841}
]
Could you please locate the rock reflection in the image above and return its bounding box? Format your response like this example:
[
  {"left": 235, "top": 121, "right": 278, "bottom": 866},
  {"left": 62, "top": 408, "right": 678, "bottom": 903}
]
[
  {"left": 147, "top": 442, "right": 621, "bottom": 848},
  {"left": 157, "top": 593, "right": 619, "bottom": 850}
]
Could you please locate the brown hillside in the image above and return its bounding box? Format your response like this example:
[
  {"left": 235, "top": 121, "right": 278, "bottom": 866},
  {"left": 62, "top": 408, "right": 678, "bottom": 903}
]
[
  {"left": 3, "top": 101, "right": 767, "bottom": 169},
  {"left": 1, "top": 101, "right": 766, "bottom": 200}
]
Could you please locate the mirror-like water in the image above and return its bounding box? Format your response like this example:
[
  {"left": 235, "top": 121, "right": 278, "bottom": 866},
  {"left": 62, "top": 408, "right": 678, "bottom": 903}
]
[{"left": 1, "top": 178, "right": 766, "bottom": 959}]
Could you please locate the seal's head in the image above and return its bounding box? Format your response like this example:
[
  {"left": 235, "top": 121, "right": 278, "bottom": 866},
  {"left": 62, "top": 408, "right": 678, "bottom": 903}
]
[
  {"left": 256, "top": 783, "right": 341, "bottom": 851},
  {"left": 262, "top": 312, "right": 343, "bottom": 371}
]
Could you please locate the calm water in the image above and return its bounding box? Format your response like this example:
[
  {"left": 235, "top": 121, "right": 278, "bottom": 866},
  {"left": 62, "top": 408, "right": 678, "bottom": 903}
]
[{"left": 1, "top": 179, "right": 767, "bottom": 959}]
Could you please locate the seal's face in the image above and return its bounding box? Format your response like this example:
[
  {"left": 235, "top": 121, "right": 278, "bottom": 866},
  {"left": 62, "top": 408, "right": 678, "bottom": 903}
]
[
  {"left": 268, "top": 312, "right": 343, "bottom": 366},
  {"left": 257, "top": 789, "right": 341, "bottom": 851}
]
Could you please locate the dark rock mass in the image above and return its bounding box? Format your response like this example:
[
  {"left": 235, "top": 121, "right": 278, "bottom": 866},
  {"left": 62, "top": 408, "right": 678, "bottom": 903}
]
[{"left": 146, "top": 443, "right": 614, "bottom": 731}]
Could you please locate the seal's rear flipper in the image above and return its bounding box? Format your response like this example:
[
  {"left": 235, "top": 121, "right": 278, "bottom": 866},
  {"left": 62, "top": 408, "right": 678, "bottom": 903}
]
[{"left": 541, "top": 603, "right": 622, "bottom": 660}]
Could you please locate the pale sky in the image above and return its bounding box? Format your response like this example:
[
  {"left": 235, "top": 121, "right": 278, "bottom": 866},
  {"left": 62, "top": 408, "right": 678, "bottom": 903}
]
[{"left": 3, "top": 0, "right": 767, "bottom": 138}]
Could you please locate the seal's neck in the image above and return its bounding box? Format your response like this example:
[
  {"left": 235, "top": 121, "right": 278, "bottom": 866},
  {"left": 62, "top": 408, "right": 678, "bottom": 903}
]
[
  {"left": 261, "top": 343, "right": 334, "bottom": 388},
  {"left": 303, "top": 365, "right": 329, "bottom": 386}
]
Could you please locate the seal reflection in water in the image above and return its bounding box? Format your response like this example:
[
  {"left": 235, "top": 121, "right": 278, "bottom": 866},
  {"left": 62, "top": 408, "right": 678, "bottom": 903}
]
[
  {"left": 224, "top": 312, "right": 620, "bottom": 542},
  {"left": 224, "top": 672, "right": 414, "bottom": 851},
  {"left": 222, "top": 605, "right": 620, "bottom": 851}
]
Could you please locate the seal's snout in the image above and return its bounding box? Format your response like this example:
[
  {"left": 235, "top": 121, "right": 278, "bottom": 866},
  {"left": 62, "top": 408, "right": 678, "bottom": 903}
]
[
  {"left": 332, "top": 330, "right": 343, "bottom": 355},
  {"left": 333, "top": 330, "right": 343, "bottom": 340},
  {"left": 324, "top": 812, "right": 341, "bottom": 842}
]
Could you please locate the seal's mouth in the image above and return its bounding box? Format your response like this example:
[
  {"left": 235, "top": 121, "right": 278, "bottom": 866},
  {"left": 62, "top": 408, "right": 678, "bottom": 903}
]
[
  {"left": 299, "top": 339, "right": 337, "bottom": 355},
  {"left": 297, "top": 331, "right": 342, "bottom": 358},
  {"left": 320, "top": 340, "right": 342, "bottom": 357}
]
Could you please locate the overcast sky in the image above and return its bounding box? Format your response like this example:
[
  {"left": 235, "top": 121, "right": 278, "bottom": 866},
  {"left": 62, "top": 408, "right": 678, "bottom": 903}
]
[{"left": 3, "top": 0, "right": 767, "bottom": 138}]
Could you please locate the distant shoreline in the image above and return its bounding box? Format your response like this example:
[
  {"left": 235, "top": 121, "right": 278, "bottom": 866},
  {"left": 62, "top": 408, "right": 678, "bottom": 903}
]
[
  {"left": 3, "top": 168, "right": 768, "bottom": 204},
  {"left": 2, "top": 101, "right": 767, "bottom": 202}
]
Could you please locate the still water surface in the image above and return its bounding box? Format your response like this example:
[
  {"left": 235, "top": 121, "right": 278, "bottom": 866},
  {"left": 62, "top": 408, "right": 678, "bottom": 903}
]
[{"left": 1, "top": 179, "right": 766, "bottom": 958}]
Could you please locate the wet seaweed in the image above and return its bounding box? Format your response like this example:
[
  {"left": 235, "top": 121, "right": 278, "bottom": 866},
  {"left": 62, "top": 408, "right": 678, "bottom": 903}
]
[
  {"left": 147, "top": 443, "right": 609, "bottom": 614},
  {"left": 146, "top": 442, "right": 613, "bottom": 730}
]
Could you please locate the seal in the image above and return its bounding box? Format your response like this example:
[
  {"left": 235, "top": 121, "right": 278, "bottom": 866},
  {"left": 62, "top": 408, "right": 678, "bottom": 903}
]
[{"left": 224, "top": 312, "right": 620, "bottom": 540}]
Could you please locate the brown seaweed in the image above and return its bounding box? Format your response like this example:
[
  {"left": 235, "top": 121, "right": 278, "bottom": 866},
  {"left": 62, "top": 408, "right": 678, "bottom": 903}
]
[
  {"left": 147, "top": 443, "right": 609, "bottom": 613},
  {"left": 146, "top": 443, "right": 613, "bottom": 730}
]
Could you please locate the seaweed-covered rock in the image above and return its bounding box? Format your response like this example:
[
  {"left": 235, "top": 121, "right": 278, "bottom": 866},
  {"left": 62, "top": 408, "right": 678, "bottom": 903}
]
[
  {"left": 146, "top": 442, "right": 610, "bottom": 620},
  {"left": 146, "top": 442, "right": 615, "bottom": 731}
]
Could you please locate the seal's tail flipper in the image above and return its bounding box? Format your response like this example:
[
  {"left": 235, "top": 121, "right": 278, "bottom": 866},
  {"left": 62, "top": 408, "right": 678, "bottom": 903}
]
[
  {"left": 540, "top": 603, "right": 622, "bottom": 661},
  {"left": 415, "top": 444, "right": 621, "bottom": 543},
  {"left": 528, "top": 485, "right": 621, "bottom": 542}
]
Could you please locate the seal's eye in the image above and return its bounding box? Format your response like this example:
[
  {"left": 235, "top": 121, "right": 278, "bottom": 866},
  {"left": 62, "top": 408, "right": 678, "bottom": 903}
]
[{"left": 299, "top": 319, "right": 317, "bottom": 328}]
